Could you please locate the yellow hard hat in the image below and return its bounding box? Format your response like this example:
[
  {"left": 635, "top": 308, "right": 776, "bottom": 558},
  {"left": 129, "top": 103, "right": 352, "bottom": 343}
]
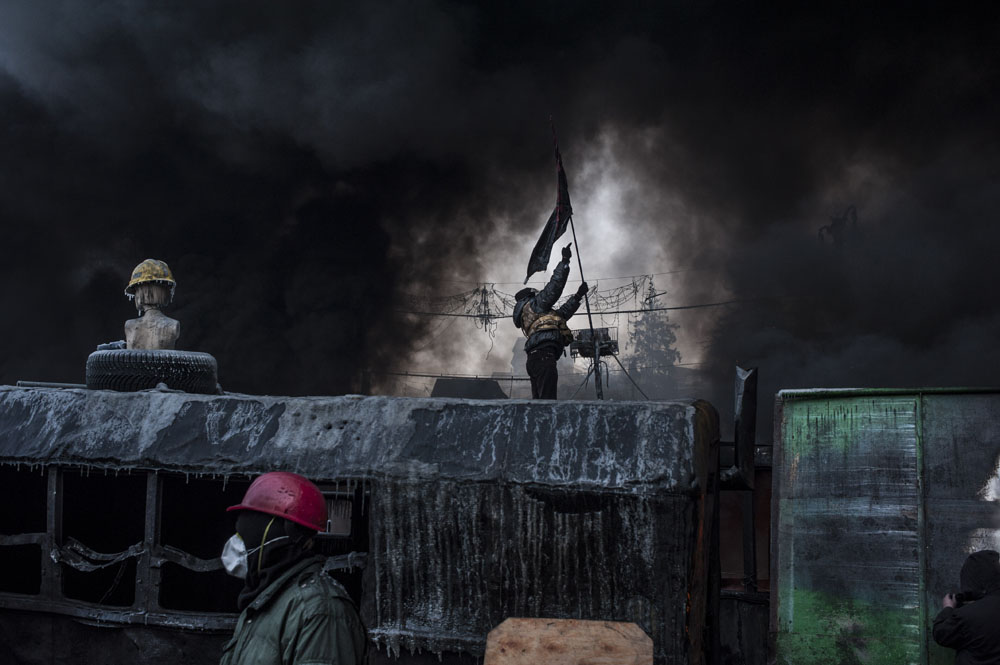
[{"left": 125, "top": 259, "right": 176, "bottom": 296}]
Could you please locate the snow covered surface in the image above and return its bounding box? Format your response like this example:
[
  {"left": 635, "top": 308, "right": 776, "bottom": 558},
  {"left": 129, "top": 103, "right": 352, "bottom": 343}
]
[{"left": 0, "top": 386, "right": 710, "bottom": 491}]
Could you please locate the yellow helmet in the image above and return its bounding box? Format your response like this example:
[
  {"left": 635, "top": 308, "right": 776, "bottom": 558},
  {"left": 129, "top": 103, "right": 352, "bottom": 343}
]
[{"left": 125, "top": 259, "right": 176, "bottom": 297}]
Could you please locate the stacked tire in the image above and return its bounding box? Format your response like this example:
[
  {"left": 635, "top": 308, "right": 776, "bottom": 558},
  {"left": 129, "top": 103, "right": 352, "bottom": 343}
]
[{"left": 86, "top": 349, "right": 219, "bottom": 395}]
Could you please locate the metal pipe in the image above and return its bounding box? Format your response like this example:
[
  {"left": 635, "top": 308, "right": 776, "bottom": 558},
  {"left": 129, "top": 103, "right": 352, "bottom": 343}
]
[
  {"left": 611, "top": 353, "right": 649, "bottom": 400},
  {"left": 17, "top": 381, "right": 87, "bottom": 389}
]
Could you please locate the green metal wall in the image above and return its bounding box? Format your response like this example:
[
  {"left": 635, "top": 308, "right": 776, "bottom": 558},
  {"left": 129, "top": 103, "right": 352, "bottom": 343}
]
[{"left": 773, "top": 389, "right": 1000, "bottom": 665}]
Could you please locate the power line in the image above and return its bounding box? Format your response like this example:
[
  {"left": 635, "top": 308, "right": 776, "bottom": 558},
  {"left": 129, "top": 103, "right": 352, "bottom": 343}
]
[
  {"left": 433, "top": 267, "right": 703, "bottom": 287},
  {"left": 397, "top": 299, "right": 744, "bottom": 318},
  {"left": 371, "top": 370, "right": 532, "bottom": 381},
  {"left": 589, "top": 299, "right": 745, "bottom": 314},
  {"left": 369, "top": 360, "right": 708, "bottom": 382}
]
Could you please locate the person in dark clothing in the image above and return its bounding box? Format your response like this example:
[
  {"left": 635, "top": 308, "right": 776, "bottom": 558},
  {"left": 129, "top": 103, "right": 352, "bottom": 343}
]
[
  {"left": 933, "top": 550, "right": 1000, "bottom": 664},
  {"left": 513, "top": 243, "right": 588, "bottom": 399}
]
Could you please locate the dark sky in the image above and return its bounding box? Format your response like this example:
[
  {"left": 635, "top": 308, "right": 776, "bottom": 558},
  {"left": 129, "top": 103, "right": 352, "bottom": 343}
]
[{"left": 0, "top": 2, "right": 998, "bottom": 427}]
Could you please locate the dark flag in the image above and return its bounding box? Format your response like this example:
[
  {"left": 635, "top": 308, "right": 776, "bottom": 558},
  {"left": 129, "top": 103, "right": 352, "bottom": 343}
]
[{"left": 524, "top": 147, "right": 573, "bottom": 283}]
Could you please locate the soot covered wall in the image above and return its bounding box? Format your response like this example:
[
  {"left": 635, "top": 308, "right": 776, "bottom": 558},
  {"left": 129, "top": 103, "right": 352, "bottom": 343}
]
[{"left": 0, "top": 387, "right": 719, "bottom": 664}]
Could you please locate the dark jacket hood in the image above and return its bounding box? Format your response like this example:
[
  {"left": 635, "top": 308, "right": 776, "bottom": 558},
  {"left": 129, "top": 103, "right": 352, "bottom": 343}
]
[{"left": 961, "top": 550, "right": 1000, "bottom": 596}]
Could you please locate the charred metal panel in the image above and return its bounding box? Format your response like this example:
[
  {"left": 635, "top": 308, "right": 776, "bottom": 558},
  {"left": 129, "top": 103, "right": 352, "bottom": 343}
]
[
  {"left": 0, "top": 611, "right": 228, "bottom": 665},
  {"left": 920, "top": 393, "right": 1000, "bottom": 664},
  {"left": 774, "top": 391, "right": 922, "bottom": 664},
  {"left": 0, "top": 387, "right": 718, "bottom": 664},
  {"left": 773, "top": 388, "right": 1000, "bottom": 665},
  {"left": 0, "top": 388, "right": 709, "bottom": 489},
  {"left": 367, "top": 481, "right": 698, "bottom": 659}
]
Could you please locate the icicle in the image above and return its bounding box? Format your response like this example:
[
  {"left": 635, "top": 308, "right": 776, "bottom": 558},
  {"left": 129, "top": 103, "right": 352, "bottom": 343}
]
[{"left": 389, "top": 635, "right": 400, "bottom": 659}]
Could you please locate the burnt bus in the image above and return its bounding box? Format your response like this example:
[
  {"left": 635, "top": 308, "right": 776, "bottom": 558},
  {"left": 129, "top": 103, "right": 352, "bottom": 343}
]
[
  {"left": 0, "top": 386, "right": 720, "bottom": 665},
  {"left": 772, "top": 387, "right": 1000, "bottom": 665}
]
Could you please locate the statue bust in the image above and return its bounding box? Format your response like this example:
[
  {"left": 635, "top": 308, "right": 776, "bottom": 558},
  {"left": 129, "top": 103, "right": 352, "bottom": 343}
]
[{"left": 123, "top": 259, "right": 180, "bottom": 350}]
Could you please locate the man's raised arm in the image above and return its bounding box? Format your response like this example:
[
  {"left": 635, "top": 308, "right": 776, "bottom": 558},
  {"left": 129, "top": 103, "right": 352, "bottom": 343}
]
[
  {"left": 556, "top": 282, "right": 589, "bottom": 320},
  {"left": 534, "top": 244, "right": 573, "bottom": 311}
]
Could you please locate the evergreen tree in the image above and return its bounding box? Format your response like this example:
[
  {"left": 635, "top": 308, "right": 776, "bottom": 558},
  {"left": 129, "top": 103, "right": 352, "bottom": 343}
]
[{"left": 626, "top": 279, "right": 681, "bottom": 398}]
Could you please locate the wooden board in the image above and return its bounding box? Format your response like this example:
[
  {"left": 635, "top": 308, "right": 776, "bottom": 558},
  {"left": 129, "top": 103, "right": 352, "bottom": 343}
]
[{"left": 484, "top": 618, "right": 653, "bottom": 665}]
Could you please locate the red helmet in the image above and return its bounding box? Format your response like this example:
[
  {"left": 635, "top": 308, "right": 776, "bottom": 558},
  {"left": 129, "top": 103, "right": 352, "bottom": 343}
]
[{"left": 228, "top": 471, "right": 327, "bottom": 532}]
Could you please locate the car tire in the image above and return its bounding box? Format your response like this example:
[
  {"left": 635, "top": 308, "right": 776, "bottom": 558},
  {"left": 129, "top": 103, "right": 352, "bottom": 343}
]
[{"left": 86, "top": 349, "right": 219, "bottom": 395}]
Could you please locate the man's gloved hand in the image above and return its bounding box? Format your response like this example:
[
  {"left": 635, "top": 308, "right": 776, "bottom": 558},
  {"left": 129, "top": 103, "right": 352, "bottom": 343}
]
[
  {"left": 562, "top": 243, "right": 572, "bottom": 260},
  {"left": 576, "top": 282, "right": 589, "bottom": 297}
]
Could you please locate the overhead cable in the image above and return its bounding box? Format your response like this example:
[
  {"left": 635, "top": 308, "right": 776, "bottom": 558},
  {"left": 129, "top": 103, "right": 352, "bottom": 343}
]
[
  {"left": 434, "top": 266, "right": 704, "bottom": 286},
  {"left": 397, "top": 299, "right": 743, "bottom": 318}
]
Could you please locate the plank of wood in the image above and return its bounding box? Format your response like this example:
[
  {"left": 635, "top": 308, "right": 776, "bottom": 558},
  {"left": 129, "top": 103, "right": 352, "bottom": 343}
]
[{"left": 484, "top": 618, "right": 653, "bottom": 665}]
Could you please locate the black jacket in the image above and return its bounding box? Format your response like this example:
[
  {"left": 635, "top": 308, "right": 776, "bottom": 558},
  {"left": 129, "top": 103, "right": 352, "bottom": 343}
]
[
  {"left": 933, "top": 596, "right": 1000, "bottom": 664},
  {"left": 512, "top": 258, "right": 583, "bottom": 352},
  {"left": 933, "top": 551, "right": 1000, "bottom": 664}
]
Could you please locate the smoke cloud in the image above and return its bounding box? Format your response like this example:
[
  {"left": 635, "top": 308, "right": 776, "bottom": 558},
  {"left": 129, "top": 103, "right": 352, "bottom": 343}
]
[{"left": 0, "top": 2, "right": 997, "bottom": 428}]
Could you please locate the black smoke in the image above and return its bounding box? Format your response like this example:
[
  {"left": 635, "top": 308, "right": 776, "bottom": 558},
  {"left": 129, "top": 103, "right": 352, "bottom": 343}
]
[{"left": 0, "top": 3, "right": 997, "bottom": 416}]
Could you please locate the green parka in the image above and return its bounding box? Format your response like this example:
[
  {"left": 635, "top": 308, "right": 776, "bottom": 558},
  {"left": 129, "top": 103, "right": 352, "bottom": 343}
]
[{"left": 220, "top": 556, "right": 366, "bottom": 665}]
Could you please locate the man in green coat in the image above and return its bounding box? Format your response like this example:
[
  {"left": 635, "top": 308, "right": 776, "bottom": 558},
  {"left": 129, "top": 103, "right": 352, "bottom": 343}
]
[{"left": 220, "top": 472, "right": 366, "bottom": 665}]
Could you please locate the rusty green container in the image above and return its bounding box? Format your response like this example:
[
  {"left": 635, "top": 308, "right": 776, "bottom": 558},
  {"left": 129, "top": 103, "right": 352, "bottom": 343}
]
[{"left": 772, "top": 388, "right": 1000, "bottom": 665}]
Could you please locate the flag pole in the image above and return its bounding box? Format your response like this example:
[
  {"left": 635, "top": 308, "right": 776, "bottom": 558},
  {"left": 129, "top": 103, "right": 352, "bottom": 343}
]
[
  {"left": 552, "top": 119, "right": 603, "bottom": 400},
  {"left": 567, "top": 213, "right": 603, "bottom": 400}
]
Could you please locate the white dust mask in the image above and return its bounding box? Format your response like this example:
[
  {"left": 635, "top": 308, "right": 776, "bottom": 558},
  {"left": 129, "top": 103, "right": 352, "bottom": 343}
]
[{"left": 220, "top": 530, "right": 289, "bottom": 579}]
